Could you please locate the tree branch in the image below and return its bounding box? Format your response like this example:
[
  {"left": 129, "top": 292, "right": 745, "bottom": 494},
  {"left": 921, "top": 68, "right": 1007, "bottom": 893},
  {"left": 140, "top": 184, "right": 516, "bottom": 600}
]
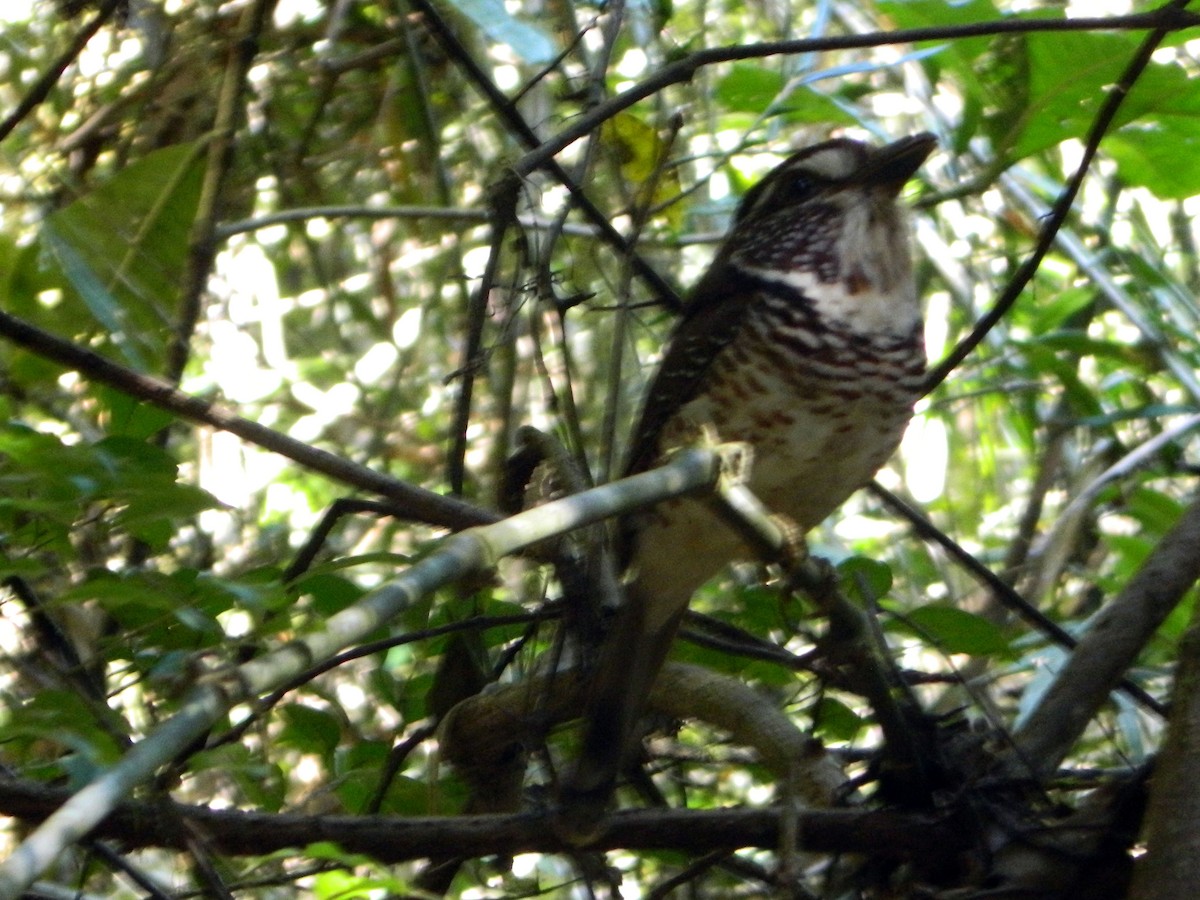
[
  {"left": 0, "top": 0, "right": 126, "bottom": 144},
  {"left": 1014, "top": 492, "right": 1200, "bottom": 777},
  {"left": 165, "top": 0, "right": 275, "bottom": 385},
  {"left": 0, "top": 775, "right": 964, "bottom": 865},
  {"left": 0, "top": 308, "right": 494, "bottom": 531},
  {"left": 0, "top": 447, "right": 724, "bottom": 896}
]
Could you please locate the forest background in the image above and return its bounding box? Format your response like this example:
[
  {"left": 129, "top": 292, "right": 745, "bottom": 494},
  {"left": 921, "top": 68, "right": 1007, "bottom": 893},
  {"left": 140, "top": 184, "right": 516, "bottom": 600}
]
[{"left": 2, "top": 0, "right": 1200, "bottom": 897}]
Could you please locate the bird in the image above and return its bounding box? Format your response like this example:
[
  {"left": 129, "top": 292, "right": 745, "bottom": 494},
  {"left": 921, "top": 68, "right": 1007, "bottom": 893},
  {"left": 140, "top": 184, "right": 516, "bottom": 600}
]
[{"left": 558, "top": 132, "right": 937, "bottom": 839}]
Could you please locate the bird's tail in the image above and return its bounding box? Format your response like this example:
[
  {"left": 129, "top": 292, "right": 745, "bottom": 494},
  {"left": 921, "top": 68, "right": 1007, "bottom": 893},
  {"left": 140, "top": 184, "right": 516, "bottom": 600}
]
[{"left": 556, "top": 579, "right": 687, "bottom": 843}]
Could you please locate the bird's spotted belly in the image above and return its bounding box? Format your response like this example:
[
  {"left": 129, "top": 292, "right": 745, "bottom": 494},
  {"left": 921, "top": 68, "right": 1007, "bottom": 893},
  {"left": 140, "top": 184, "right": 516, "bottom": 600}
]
[{"left": 655, "top": 335, "right": 921, "bottom": 533}]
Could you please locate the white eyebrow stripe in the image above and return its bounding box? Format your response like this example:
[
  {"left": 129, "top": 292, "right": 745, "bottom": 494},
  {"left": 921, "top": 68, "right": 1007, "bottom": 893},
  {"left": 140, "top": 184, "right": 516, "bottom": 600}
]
[{"left": 794, "top": 147, "right": 861, "bottom": 180}]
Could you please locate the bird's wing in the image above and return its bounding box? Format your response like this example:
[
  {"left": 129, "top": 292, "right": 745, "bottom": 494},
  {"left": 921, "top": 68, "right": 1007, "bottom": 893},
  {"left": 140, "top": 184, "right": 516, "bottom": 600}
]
[{"left": 623, "top": 258, "right": 755, "bottom": 477}]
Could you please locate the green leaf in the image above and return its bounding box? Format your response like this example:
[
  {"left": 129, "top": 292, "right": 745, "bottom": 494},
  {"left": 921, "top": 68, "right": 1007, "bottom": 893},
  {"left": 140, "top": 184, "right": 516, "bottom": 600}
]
[
  {"left": 715, "top": 65, "right": 856, "bottom": 126},
  {"left": 1004, "top": 29, "right": 1133, "bottom": 158},
  {"left": 838, "top": 556, "right": 893, "bottom": 601},
  {"left": 813, "top": 696, "right": 865, "bottom": 742},
  {"left": 0, "top": 690, "right": 125, "bottom": 783},
  {"left": 1124, "top": 487, "right": 1184, "bottom": 535},
  {"left": 63, "top": 569, "right": 227, "bottom": 647},
  {"left": 190, "top": 743, "right": 287, "bottom": 811},
  {"left": 1108, "top": 119, "right": 1200, "bottom": 199},
  {"left": 774, "top": 86, "right": 858, "bottom": 126},
  {"left": 715, "top": 65, "right": 784, "bottom": 114},
  {"left": 1023, "top": 286, "right": 1094, "bottom": 334},
  {"left": 602, "top": 111, "right": 669, "bottom": 183},
  {"left": 279, "top": 703, "right": 342, "bottom": 756},
  {"left": 98, "top": 387, "right": 176, "bottom": 439},
  {"left": 40, "top": 142, "right": 206, "bottom": 371},
  {"left": 297, "top": 572, "right": 368, "bottom": 618},
  {"left": 904, "top": 605, "right": 1011, "bottom": 657}
]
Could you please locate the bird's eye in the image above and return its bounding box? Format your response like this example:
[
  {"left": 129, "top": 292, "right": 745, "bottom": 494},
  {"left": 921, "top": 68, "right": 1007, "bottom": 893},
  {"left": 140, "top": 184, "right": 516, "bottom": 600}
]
[
  {"left": 735, "top": 167, "right": 820, "bottom": 223},
  {"left": 789, "top": 174, "right": 815, "bottom": 199}
]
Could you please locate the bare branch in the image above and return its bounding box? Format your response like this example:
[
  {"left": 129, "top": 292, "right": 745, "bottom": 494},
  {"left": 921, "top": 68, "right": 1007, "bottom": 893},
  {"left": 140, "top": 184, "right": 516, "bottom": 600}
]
[
  {"left": 0, "top": 307, "right": 494, "bottom": 531},
  {"left": 1014, "top": 492, "right": 1200, "bottom": 777},
  {"left": 0, "top": 774, "right": 964, "bottom": 865},
  {"left": 512, "top": 6, "right": 1200, "bottom": 183}
]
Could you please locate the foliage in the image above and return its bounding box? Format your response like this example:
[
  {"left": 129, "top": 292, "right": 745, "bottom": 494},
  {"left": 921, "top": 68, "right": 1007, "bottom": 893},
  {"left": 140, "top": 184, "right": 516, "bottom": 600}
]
[{"left": 0, "top": 0, "right": 1199, "bottom": 896}]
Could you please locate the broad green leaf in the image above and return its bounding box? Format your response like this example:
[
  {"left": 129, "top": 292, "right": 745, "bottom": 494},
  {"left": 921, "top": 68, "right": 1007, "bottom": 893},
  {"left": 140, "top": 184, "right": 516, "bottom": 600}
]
[
  {"left": 40, "top": 142, "right": 205, "bottom": 371},
  {"left": 1004, "top": 29, "right": 1132, "bottom": 158},
  {"left": 814, "top": 696, "right": 866, "bottom": 742},
  {"left": 307, "top": 862, "right": 409, "bottom": 899},
  {"left": 189, "top": 743, "right": 287, "bottom": 811},
  {"left": 1108, "top": 119, "right": 1200, "bottom": 199},
  {"left": 715, "top": 65, "right": 856, "bottom": 126},
  {"left": 601, "top": 112, "right": 668, "bottom": 183},
  {"left": 904, "top": 605, "right": 1011, "bottom": 657},
  {"left": 600, "top": 112, "right": 684, "bottom": 227},
  {"left": 98, "top": 387, "right": 176, "bottom": 439},
  {"left": 0, "top": 690, "right": 125, "bottom": 783},
  {"left": 715, "top": 65, "right": 785, "bottom": 114},
  {"left": 280, "top": 703, "right": 342, "bottom": 756},
  {"left": 61, "top": 569, "right": 227, "bottom": 647},
  {"left": 296, "top": 572, "right": 368, "bottom": 618},
  {"left": 1024, "top": 286, "right": 1094, "bottom": 334},
  {"left": 1125, "top": 487, "right": 1184, "bottom": 535},
  {"left": 776, "top": 86, "right": 858, "bottom": 126},
  {"left": 838, "top": 556, "right": 893, "bottom": 601}
]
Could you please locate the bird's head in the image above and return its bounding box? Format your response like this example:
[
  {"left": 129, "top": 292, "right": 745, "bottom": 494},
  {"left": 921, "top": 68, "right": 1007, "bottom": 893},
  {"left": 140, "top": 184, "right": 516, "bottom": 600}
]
[{"left": 725, "top": 133, "right": 936, "bottom": 335}]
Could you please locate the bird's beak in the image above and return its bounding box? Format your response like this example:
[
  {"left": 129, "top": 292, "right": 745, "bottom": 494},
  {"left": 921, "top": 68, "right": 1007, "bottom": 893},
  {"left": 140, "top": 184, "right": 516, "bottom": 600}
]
[{"left": 860, "top": 132, "right": 937, "bottom": 195}]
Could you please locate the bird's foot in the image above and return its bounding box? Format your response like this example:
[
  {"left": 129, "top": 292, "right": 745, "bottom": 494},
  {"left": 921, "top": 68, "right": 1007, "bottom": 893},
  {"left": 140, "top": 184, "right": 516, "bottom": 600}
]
[{"left": 768, "top": 512, "right": 808, "bottom": 571}]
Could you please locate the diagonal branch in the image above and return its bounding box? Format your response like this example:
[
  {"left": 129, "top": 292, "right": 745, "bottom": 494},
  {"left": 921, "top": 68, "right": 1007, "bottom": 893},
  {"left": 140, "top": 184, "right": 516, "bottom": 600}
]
[
  {"left": 0, "top": 308, "right": 494, "bottom": 531},
  {"left": 870, "top": 483, "right": 1165, "bottom": 717},
  {"left": 405, "top": 0, "right": 683, "bottom": 311},
  {"left": 0, "top": 447, "right": 724, "bottom": 897},
  {"left": 1014, "top": 492, "right": 1200, "bottom": 777}
]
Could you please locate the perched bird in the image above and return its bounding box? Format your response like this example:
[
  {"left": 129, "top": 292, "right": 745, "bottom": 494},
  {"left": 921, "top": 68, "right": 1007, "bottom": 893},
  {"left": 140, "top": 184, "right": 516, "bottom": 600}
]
[{"left": 560, "top": 133, "right": 937, "bottom": 836}]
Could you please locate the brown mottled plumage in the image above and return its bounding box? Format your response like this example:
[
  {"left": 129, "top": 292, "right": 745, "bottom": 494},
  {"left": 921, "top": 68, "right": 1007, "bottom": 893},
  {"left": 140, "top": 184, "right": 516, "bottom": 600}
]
[{"left": 559, "top": 134, "right": 936, "bottom": 838}]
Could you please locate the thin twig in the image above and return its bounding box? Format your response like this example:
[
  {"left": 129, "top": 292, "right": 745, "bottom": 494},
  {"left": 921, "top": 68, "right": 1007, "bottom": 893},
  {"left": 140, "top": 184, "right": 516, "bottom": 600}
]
[
  {"left": 166, "top": 0, "right": 276, "bottom": 385},
  {"left": 0, "top": 448, "right": 723, "bottom": 896},
  {"left": 405, "top": 0, "right": 684, "bottom": 311},
  {"left": 217, "top": 203, "right": 599, "bottom": 238},
  {"left": 512, "top": 6, "right": 1199, "bottom": 183},
  {"left": 0, "top": 0, "right": 125, "bottom": 144},
  {"left": 207, "top": 610, "right": 553, "bottom": 750},
  {"left": 446, "top": 175, "right": 519, "bottom": 495}
]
